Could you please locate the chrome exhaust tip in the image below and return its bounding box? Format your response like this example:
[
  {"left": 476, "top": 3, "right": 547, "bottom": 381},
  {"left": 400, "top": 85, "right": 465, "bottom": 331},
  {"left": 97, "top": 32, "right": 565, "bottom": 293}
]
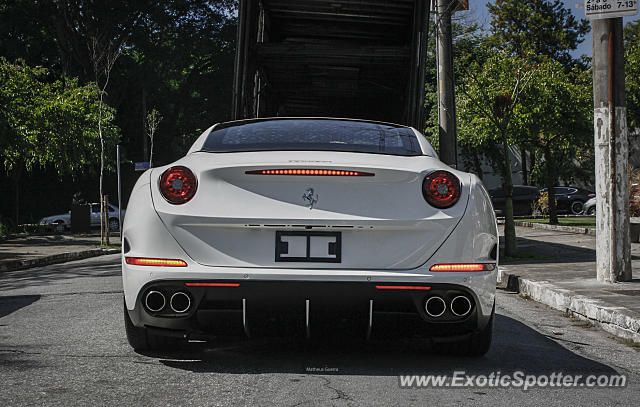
[
  {"left": 145, "top": 290, "right": 166, "bottom": 312},
  {"left": 450, "top": 295, "right": 472, "bottom": 317},
  {"left": 425, "top": 296, "right": 446, "bottom": 317},
  {"left": 170, "top": 291, "right": 191, "bottom": 314}
]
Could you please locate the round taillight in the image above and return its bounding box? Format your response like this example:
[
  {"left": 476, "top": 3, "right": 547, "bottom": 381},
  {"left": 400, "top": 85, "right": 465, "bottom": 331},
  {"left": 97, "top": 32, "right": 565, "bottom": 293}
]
[
  {"left": 422, "top": 170, "right": 460, "bottom": 209},
  {"left": 159, "top": 166, "right": 197, "bottom": 204}
]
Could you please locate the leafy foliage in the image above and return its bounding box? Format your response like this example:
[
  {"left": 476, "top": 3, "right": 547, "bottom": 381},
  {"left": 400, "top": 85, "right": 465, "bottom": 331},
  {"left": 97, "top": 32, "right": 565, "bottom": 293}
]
[
  {"left": 624, "top": 21, "right": 640, "bottom": 130},
  {"left": 631, "top": 167, "right": 640, "bottom": 217},
  {"left": 0, "top": 58, "right": 119, "bottom": 176},
  {"left": 0, "top": 1, "right": 236, "bottom": 222},
  {"left": 488, "top": 0, "right": 590, "bottom": 66}
]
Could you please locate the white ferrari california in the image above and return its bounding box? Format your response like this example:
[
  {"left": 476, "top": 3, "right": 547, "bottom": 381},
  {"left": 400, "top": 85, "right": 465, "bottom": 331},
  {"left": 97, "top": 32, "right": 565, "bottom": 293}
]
[{"left": 122, "top": 118, "right": 498, "bottom": 356}]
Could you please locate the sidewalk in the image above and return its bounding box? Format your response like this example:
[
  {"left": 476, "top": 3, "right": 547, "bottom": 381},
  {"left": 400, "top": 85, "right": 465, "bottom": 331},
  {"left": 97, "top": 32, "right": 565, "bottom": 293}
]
[
  {"left": 0, "top": 234, "right": 120, "bottom": 272},
  {"left": 499, "top": 226, "right": 640, "bottom": 343}
]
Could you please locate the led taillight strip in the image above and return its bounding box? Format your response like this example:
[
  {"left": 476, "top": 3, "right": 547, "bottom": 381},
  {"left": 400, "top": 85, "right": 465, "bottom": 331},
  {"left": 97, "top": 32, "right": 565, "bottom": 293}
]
[
  {"left": 125, "top": 257, "right": 187, "bottom": 267},
  {"left": 429, "top": 263, "right": 495, "bottom": 272},
  {"left": 376, "top": 285, "right": 431, "bottom": 290},
  {"left": 184, "top": 282, "right": 240, "bottom": 287},
  {"left": 245, "top": 169, "right": 374, "bottom": 176}
]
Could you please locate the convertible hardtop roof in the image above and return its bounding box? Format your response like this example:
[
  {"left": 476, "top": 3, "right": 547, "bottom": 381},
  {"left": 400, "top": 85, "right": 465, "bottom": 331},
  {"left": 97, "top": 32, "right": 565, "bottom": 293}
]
[{"left": 212, "top": 117, "right": 413, "bottom": 132}]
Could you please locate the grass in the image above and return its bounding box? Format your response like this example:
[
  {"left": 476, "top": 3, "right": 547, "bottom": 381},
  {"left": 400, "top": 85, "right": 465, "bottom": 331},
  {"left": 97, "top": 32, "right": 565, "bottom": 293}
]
[{"left": 517, "top": 216, "right": 596, "bottom": 228}]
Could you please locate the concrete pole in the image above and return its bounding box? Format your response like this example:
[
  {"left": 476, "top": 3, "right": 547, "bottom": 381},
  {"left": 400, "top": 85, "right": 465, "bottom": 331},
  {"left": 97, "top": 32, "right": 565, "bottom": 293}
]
[
  {"left": 116, "top": 144, "right": 122, "bottom": 241},
  {"left": 436, "top": 0, "right": 457, "bottom": 167},
  {"left": 592, "top": 18, "right": 632, "bottom": 283}
]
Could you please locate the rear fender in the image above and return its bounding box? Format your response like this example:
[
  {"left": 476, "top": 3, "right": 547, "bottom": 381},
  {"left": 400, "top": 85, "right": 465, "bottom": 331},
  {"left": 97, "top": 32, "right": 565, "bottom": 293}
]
[{"left": 122, "top": 171, "right": 193, "bottom": 310}]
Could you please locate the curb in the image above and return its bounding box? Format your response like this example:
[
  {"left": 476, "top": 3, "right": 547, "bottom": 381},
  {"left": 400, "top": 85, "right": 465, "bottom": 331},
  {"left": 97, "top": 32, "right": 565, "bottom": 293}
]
[
  {"left": 498, "top": 270, "right": 640, "bottom": 344},
  {"left": 0, "top": 248, "right": 120, "bottom": 272},
  {"left": 512, "top": 221, "right": 596, "bottom": 236}
]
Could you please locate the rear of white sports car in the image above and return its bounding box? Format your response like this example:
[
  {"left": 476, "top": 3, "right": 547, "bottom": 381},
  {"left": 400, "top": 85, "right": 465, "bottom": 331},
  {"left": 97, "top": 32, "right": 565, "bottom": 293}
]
[{"left": 122, "top": 118, "right": 498, "bottom": 356}]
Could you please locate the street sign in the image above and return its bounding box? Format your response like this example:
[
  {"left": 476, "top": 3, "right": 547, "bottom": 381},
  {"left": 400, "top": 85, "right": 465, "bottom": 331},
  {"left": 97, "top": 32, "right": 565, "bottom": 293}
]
[
  {"left": 134, "top": 161, "right": 150, "bottom": 171},
  {"left": 585, "top": 0, "right": 638, "bottom": 19}
]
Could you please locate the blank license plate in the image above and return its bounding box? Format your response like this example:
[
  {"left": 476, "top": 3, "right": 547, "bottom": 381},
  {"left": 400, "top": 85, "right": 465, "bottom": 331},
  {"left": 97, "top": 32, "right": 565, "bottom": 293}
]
[{"left": 275, "top": 231, "right": 341, "bottom": 263}]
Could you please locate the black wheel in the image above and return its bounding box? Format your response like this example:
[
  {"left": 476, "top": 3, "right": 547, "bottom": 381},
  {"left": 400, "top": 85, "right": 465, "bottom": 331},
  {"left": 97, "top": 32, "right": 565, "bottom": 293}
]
[
  {"left": 432, "top": 303, "right": 494, "bottom": 357},
  {"left": 124, "top": 303, "right": 150, "bottom": 350},
  {"left": 108, "top": 218, "right": 120, "bottom": 232},
  {"left": 586, "top": 206, "right": 596, "bottom": 216},
  {"left": 123, "top": 302, "right": 183, "bottom": 351},
  {"left": 570, "top": 200, "right": 584, "bottom": 215}
]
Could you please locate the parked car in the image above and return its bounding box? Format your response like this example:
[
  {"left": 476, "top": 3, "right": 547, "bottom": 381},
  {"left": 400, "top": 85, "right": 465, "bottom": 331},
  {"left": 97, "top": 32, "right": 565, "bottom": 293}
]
[
  {"left": 540, "top": 187, "right": 595, "bottom": 215},
  {"left": 39, "top": 203, "right": 125, "bottom": 231},
  {"left": 488, "top": 185, "right": 540, "bottom": 216},
  {"left": 122, "top": 117, "right": 498, "bottom": 356},
  {"left": 584, "top": 197, "right": 596, "bottom": 215}
]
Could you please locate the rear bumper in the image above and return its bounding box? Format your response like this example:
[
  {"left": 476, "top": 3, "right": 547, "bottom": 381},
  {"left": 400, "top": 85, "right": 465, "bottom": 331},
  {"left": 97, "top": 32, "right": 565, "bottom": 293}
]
[{"left": 125, "top": 269, "right": 496, "bottom": 339}]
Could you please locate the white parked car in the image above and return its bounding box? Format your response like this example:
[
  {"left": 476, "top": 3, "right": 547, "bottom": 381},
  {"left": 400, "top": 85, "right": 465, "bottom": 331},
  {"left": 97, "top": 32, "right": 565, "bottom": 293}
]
[
  {"left": 40, "top": 203, "right": 125, "bottom": 231},
  {"left": 584, "top": 197, "right": 596, "bottom": 215},
  {"left": 122, "top": 118, "right": 498, "bottom": 356}
]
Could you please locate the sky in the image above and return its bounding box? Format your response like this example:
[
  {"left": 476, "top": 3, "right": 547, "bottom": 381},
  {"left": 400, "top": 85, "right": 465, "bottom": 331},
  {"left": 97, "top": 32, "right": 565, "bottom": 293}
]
[{"left": 459, "top": 0, "right": 639, "bottom": 58}]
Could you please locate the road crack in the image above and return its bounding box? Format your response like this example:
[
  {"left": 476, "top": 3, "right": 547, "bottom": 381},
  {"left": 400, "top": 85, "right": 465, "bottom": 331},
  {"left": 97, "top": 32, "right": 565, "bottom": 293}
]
[{"left": 311, "top": 375, "right": 354, "bottom": 403}]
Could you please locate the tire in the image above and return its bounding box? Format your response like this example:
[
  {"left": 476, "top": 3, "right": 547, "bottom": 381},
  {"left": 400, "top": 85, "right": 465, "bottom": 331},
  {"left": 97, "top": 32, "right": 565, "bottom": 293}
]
[
  {"left": 123, "top": 302, "right": 183, "bottom": 351},
  {"left": 587, "top": 206, "right": 596, "bottom": 216},
  {"left": 53, "top": 220, "right": 66, "bottom": 232},
  {"left": 108, "top": 218, "right": 120, "bottom": 232},
  {"left": 570, "top": 200, "right": 584, "bottom": 215},
  {"left": 124, "top": 303, "right": 150, "bottom": 350},
  {"left": 433, "top": 303, "right": 494, "bottom": 357}
]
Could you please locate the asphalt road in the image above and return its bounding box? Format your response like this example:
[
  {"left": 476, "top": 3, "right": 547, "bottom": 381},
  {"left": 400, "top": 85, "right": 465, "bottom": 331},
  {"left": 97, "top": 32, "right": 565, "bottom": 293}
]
[{"left": 0, "top": 255, "right": 639, "bottom": 406}]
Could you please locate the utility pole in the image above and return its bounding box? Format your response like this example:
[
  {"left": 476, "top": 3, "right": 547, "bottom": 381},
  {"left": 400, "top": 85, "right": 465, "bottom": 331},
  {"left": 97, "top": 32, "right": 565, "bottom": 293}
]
[
  {"left": 435, "top": 0, "right": 457, "bottom": 167},
  {"left": 592, "top": 17, "right": 631, "bottom": 283}
]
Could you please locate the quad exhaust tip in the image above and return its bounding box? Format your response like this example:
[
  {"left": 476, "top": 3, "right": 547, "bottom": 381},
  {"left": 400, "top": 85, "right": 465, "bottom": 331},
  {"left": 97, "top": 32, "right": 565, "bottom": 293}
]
[
  {"left": 170, "top": 291, "right": 191, "bottom": 313},
  {"left": 145, "top": 290, "right": 166, "bottom": 312},
  {"left": 425, "top": 296, "right": 446, "bottom": 317},
  {"left": 450, "top": 295, "right": 472, "bottom": 317}
]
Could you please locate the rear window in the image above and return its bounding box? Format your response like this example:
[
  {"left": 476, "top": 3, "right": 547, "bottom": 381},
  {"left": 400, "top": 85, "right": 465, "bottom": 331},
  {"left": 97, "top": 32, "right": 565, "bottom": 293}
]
[{"left": 201, "top": 119, "right": 423, "bottom": 156}]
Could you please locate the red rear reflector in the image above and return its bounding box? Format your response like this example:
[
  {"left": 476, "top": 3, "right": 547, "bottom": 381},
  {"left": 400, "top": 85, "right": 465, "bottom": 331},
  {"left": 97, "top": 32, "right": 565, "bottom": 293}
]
[
  {"left": 375, "top": 285, "right": 431, "bottom": 290},
  {"left": 125, "top": 257, "right": 187, "bottom": 267},
  {"left": 245, "top": 169, "right": 374, "bottom": 176},
  {"left": 184, "top": 282, "right": 240, "bottom": 287},
  {"left": 429, "top": 263, "right": 494, "bottom": 272}
]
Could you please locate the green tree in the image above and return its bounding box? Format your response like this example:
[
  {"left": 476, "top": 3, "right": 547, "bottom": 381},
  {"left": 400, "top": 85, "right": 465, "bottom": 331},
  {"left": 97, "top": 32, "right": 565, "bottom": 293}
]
[
  {"left": 624, "top": 21, "right": 640, "bottom": 130},
  {"left": 0, "top": 59, "right": 119, "bottom": 224},
  {"left": 488, "top": 0, "right": 590, "bottom": 66},
  {"left": 456, "top": 51, "right": 537, "bottom": 256},
  {"left": 488, "top": 0, "right": 590, "bottom": 188},
  {"left": 521, "top": 60, "right": 592, "bottom": 223},
  {"left": 0, "top": 0, "right": 236, "bottom": 223}
]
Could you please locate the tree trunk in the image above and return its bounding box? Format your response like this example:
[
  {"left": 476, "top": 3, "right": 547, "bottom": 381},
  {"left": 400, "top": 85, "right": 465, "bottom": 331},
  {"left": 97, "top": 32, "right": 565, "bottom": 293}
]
[
  {"left": 11, "top": 162, "right": 24, "bottom": 228},
  {"left": 14, "top": 171, "right": 20, "bottom": 228},
  {"left": 103, "top": 195, "right": 110, "bottom": 246},
  {"left": 142, "top": 88, "right": 148, "bottom": 161},
  {"left": 472, "top": 151, "right": 484, "bottom": 181},
  {"left": 98, "top": 91, "right": 105, "bottom": 245},
  {"left": 544, "top": 147, "right": 558, "bottom": 225},
  {"left": 520, "top": 148, "right": 528, "bottom": 185},
  {"left": 502, "top": 134, "right": 517, "bottom": 257},
  {"left": 529, "top": 151, "right": 536, "bottom": 181}
]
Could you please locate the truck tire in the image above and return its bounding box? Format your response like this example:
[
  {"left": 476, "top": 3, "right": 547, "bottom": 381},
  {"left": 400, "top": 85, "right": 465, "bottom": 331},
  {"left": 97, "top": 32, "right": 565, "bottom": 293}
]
[{"left": 433, "top": 303, "right": 494, "bottom": 357}]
